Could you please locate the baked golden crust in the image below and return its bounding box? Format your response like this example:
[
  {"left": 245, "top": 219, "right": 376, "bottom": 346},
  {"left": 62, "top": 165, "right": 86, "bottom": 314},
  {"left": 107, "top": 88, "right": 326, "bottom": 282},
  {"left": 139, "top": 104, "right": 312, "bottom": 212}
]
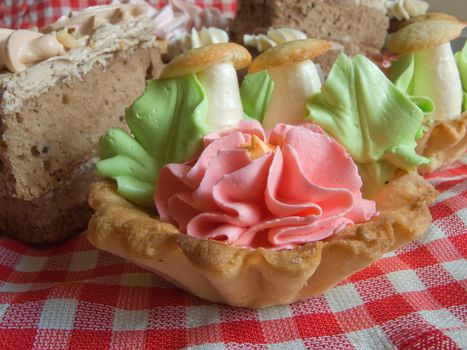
[
  {"left": 387, "top": 13, "right": 466, "bottom": 53},
  {"left": 248, "top": 39, "right": 331, "bottom": 73},
  {"left": 87, "top": 173, "right": 437, "bottom": 308},
  {"left": 417, "top": 112, "right": 467, "bottom": 174},
  {"left": 160, "top": 43, "right": 251, "bottom": 79}
]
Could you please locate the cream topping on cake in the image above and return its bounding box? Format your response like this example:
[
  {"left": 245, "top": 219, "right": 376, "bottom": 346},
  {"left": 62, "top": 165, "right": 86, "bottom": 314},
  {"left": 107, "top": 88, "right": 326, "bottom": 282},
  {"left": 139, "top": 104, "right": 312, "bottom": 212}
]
[
  {"left": 133, "top": 0, "right": 230, "bottom": 40},
  {"left": 167, "top": 27, "right": 229, "bottom": 59},
  {"left": 155, "top": 120, "right": 377, "bottom": 250},
  {"left": 386, "top": 0, "right": 429, "bottom": 21},
  {"left": 0, "top": 17, "right": 156, "bottom": 115},
  {"left": 0, "top": 29, "right": 65, "bottom": 73},
  {"left": 244, "top": 28, "right": 306, "bottom": 52},
  {"left": 42, "top": 2, "right": 154, "bottom": 36}
]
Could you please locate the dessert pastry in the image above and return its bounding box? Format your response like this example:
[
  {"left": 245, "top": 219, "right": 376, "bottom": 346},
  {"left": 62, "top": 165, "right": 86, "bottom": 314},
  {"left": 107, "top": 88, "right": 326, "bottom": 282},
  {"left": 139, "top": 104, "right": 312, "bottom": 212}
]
[
  {"left": 88, "top": 41, "right": 437, "bottom": 308},
  {"left": 387, "top": 13, "right": 467, "bottom": 173},
  {"left": 88, "top": 135, "right": 436, "bottom": 308},
  {"left": 231, "top": 0, "right": 389, "bottom": 72},
  {"left": 0, "top": 3, "right": 163, "bottom": 244},
  {"left": 97, "top": 43, "right": 251, "bottom": 207}
]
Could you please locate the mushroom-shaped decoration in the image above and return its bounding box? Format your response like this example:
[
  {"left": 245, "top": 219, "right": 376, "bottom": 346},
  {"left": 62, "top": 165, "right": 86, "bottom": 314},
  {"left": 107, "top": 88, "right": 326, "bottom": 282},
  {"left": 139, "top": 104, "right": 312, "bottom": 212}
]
[
  {"left": 161, "top": 42, "right": 251, "bottom": 130},
  {"left": 388, "top": 13, "right": 466, "bottom": 121},
  {"left": 247, "top": 39, "right": 330, "bottom": 129}
]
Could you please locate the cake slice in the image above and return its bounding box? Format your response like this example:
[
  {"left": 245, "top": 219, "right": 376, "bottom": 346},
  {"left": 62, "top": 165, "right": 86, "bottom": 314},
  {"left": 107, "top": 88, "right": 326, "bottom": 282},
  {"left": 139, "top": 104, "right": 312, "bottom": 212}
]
[
  {"left": 0, "top": 7, "right": 163, "bottom": 244},
  {"left": 231, "top": 0, "right": 389, "bottom": 70}
]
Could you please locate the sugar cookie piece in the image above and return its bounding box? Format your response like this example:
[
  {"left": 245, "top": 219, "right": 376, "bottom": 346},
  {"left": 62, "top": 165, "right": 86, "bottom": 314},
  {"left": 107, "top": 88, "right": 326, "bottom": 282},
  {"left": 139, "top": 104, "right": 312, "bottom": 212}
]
[
  {"left": 248, "top": 39, "right": 330, "bottom": 74},
  {"left": 388, "top": 13, "right": 466, "bottom": 53},
  {"left": 160, "top": 43, "right": 251, "bottom": 79}
]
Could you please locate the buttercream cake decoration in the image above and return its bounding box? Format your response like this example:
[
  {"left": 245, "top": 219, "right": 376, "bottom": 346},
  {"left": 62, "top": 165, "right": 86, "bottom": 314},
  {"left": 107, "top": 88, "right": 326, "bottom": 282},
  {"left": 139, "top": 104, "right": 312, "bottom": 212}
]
[
  {"left": 247, "top": 39, "right": 330, "bottom": 129},
  {"left": 0, "top": 29, "right": 65, "bottom": 72},
  {"left": 307, "top": 53, "right": 430, "bottom": 197},
  {"left": 155, "top": 120, "right": 377, "bottom": 250},
  {"left": 455, "top": 42, "right": 467, "bottom": 112},
  {"left": 386, "top": 0, "right": 429, "bottom": 21},
  {"left": 388, "top": 13, "right": 467, "bottom": 173},
  {"left": 243, "top": 28, "right": 307, "bottom": 52},
  {"left": 240, "top": 70, "right": 275, "bottom": 123},
  {"left": 42, "top": 2, "right": 154, "bottom": 37},
  {"left": 87, "top": 36, "right": 439, "bottom": 308},
  {"left": 130, "top": 0, "right": 230, "bottom": 40},
  {"left": 97, "top": 43, "right": 251, "bottom": 207},
  {"left": 167, "top": 27, "right": 229, "bottom": 59}
]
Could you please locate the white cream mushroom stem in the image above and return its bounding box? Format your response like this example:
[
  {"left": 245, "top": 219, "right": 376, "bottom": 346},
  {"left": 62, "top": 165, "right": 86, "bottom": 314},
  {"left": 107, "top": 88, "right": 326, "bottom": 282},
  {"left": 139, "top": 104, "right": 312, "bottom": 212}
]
[
  {"left": 248, "top": 39, "right": 331, "bottom": 129},
  {"left": 387, "top": 13, "right": 466, "bottom": 121},
  {"left": 160, "top": 43, "right": 252, "bottom": 131},
  {"left": 0, "top": 29, "right": 65, "bottom": 73}
]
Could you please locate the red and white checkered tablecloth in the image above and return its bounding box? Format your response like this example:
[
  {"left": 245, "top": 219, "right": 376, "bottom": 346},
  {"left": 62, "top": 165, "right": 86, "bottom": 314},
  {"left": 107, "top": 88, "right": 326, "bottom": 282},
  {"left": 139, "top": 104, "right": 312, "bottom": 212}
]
[
  {"left": 0, "top": 158, "right": 465, "bottom": 349},
  {"left": 1, "top": 1, "right": 467, "bottom": 349}
]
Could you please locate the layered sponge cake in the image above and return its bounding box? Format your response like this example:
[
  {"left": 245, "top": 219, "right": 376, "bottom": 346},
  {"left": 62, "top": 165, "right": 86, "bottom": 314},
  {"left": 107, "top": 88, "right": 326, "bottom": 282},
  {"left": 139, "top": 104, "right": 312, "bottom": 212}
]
[
  {"left": 231, "top": 0, "right": 389, "bottom": 70},
  {"left": 0, "top": 4, "right": 163, "bottom": 244}
]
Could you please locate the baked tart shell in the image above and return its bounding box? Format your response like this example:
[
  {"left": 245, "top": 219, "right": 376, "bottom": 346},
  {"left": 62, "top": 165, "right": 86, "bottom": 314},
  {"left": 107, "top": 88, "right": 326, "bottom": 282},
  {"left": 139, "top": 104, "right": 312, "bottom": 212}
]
[
  {"left": 418, "top": 112, "right": 467, "bottom": 174},
  {"left": 87, "top": 173, "right": 438, "bottom": 309}
]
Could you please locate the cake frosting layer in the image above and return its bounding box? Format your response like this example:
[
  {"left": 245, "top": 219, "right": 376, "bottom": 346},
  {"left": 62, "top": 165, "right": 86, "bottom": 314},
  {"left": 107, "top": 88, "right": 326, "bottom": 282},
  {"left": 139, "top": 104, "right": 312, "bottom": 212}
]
[
  {"left": 0, "top": 17, "right": 156, "bottom": 115},
  {"left": 156, "top": 120, "right": 376, "bottom": 250}
]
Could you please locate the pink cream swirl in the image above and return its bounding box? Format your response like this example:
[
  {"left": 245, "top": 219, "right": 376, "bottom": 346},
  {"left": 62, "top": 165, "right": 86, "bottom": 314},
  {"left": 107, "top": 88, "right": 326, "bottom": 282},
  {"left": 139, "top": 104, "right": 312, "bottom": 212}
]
[
  {"left": 155, "top": 121, "right": 377, "bottom": 250},
  {"left": 152, "top": 0, "right": 229, "bottom": 39}
]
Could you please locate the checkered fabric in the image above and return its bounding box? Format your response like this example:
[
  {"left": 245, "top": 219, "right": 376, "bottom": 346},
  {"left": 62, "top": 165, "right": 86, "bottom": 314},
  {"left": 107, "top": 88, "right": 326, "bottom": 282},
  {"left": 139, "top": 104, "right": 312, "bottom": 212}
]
[
  {"left": 0, "top": 0, "right": 237, "bottom": 29},
  {"left": 1, "top": 1, "right": 466, "bottom": 349},
  {"left": 0, "top": 157, "right": 465, "bottom": 349}
]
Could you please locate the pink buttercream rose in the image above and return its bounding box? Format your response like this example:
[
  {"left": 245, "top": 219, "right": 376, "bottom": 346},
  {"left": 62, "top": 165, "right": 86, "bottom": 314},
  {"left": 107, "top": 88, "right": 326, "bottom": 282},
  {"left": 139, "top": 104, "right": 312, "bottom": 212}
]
[{"left": 155, "top": 120, "right": 377, "bottom": 249}]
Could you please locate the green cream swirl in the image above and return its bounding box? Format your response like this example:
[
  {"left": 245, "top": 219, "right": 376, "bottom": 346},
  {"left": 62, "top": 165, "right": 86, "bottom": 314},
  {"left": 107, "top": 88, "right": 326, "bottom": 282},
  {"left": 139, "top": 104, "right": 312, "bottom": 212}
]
[
  {"left": 240, "top": 70, "right": 275, "bottom": 123},
  {"left": 455, "top": 42, "right": 467, "bottom": 112},
  {"left": 97, "top": 74, "right": 210, "bottom": 207},
  {"left": 307, "top": 53, "right": 429, "bottom": 197}
]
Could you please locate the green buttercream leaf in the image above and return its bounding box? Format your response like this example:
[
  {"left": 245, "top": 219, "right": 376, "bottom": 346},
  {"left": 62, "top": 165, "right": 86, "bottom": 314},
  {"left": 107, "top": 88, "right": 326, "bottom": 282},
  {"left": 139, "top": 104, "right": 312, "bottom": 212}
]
[
  {"left": 114, "top": 176, "right": 156, "bottom": 208},
  {"left": 455, "top": 42, "right": 467, "bottom": 111},
  {"left": 97, "top": 128, "right": 159, "bottom": 208},
  {"left": 390, "top": 53, "right": 435, "bottom": 114},
  {"left": 409, "top": 96, "right": 434, "bottom": 114},
  {"left": 391, "top": 53, "right": 415, "bottom": 93},
  {"left": 240, "top": 70, "right": 275, "bottom": 122},
  {"left": 307, "top": 53, "right": 429, "bottom": 197},
  {"left": 126, "top": 75, "right": 209, "bottom": 164},
  {"left": 98, "top": 75, "right": 211, "bottom": 207}
]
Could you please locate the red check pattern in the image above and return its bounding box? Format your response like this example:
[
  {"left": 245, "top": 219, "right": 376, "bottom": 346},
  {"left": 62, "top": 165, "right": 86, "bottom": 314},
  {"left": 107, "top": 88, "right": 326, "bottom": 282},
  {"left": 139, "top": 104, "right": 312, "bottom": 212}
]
[
  {"left": 1, "top": 2, "right": 467, "bottom": 349},
  {"left": 0, "top": 160, "right": 465, "bottom": 350}
]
